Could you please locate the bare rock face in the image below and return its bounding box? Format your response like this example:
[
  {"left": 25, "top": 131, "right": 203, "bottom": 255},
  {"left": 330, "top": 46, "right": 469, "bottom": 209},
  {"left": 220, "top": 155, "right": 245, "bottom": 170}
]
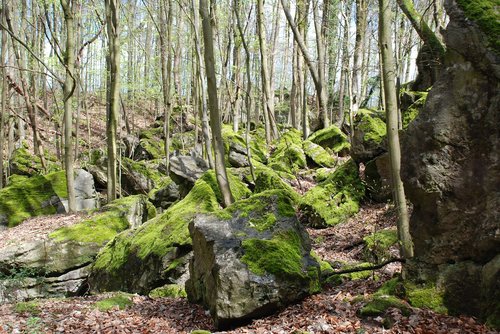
[{"left": 401, "top": 0, "right": 499, "bottom": 324}]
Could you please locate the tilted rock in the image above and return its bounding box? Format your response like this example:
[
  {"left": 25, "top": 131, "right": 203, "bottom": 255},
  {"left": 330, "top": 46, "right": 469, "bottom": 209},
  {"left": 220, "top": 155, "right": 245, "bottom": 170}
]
[
  {"left": 186, "top": 190, "right": 320, "bottom": 329},
  {"left": 350, "top": 110, "right": 387, "bottom": 163},
  {"left": 401, "top": 0, "right": 500, "bottom": 326},
  {"left": 169, "top": 155, "right": 209, "bottom": 197},
  {"left": 0, "top": 195, "right": 155, "bottom": 303}
]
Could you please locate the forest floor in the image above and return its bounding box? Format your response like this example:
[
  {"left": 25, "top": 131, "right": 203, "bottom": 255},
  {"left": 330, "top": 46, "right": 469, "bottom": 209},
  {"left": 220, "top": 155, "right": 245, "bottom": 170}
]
[{"left": 0, "top": 204, "right": 497, "bottom": 334}]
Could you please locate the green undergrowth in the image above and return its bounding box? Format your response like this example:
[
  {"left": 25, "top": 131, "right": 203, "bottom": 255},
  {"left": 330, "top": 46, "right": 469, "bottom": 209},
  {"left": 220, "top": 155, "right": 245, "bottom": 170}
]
[
  {"left": 0, "top": 170, "right": 68, "bottom": 227},
  {"left": 300, "top": 159, "right": 365, "bottom": 227},
  {"left": 49, "top": 195, "right": 155, "bottom": 244},
  {"left": 14, "top": 300, "right": 41, "bottom": 315},
  {"left": 363, "top": 229, "right": 398, "bottom": 262},
  {"left": 95, "top": 293, "right": 133, "bottom": 311}
]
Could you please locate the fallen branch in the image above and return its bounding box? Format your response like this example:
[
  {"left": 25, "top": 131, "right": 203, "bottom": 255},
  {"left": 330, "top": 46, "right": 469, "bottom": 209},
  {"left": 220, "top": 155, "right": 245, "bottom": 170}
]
[{"left": 328, "top": 258, "right": 405, "bottom": 275}]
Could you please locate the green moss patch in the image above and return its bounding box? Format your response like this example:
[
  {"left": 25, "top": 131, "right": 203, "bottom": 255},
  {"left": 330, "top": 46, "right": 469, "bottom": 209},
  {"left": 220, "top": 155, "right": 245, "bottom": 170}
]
[
  {"left": 402, "top": 92, "right": 427, "bottom": 129},
  {"left": 360, "top": 295, "right": 411, "bottom": 317},
  {"left": 300, "top": 160, "right": 365, "bottom": 227},
  {"left": 241, "top": 231, "right": 317, "bottom": 285},
  {"left": 49, "top": 195, "right": 155, "bottom": 244},
  {"left": 405, "top": 282, "right": 447, "bottom": 314},
  {"left": 149, "top": 284, "right": 187, "bottom": 298},
  {"left": 456, "top": 0, "right": 500, "bottom": 53},
  {"left": 14, "top": 301, "right": 41, "bottom": 315},
  {"left": 357, "top": 110, "right": 387, "bottom": 145},
  {"left": 363, "top": 229, "right": 398, "bottom": 262},
  {"left": 0, "top": 170, "right": 68, "bottom": 227},
  {"left": 95, "top": 293, "right": 133, "bottom": 311},
  {"left": 307, "top": 125, "right": 350, "bottom": 154},
  {"left": 269, "top": 128, "right": 307, "bottom": 173},
  {"left": 222, "top": 125, "right": 268, "bottom": 164},
  {"left": 303, "top": 141, "right": 336, "bottom": 167}
]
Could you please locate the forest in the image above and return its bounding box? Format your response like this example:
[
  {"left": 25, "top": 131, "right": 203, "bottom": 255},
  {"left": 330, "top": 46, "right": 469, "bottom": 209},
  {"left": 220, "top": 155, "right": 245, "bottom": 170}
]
[{"left": 0, "top": 0, "right": 498, "bottom": 332}]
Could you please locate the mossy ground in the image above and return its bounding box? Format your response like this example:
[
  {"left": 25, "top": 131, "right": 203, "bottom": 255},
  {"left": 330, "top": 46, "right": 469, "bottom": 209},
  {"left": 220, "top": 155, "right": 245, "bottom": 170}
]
[
  {"left": 300, "top": 160, "right": 364, "bottom": 227},
  {"left": 49, "top": 195, "right": 155, "bottom": 244},
  {"left": 149, "top": 284, "right": 187, "bottom": 298},
  {"left": 0, "top": 170, "right": 68, "bottom": 227},
  {"left": 359, "top": 295, "right": 411, "bottom": 317},
  {"left": 95, "top": 293, "right": 133, "bottom": 311}
]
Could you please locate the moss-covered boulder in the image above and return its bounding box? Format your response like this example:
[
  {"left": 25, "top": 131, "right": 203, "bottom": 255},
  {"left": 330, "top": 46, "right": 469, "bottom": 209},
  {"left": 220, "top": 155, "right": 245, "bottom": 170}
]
[
  {"left": 222, "top": 126, "right": 268, "bottom": 165},
  {"left": 302, "top": 140, "right": 336, "bottom": 168},
  {"left": 186, "top": 190, "right": 320, "bottom": 329},
  {"left": 351, "top": 110, "right": 387, "bottom": 163},
  {"left": 9, "top": 145, "right": 59, "bottom": 177},
  {"left": 300, "top": 160, "right": 365, "bottom": 228},
  {"left": 89, "top": 170, "right": 250, "bottom": 294},
  {"left": 0, "top": 195, "right": 154, "bottom": 303},
  {"left": 307, "top": 125, "right": 350, "bottom": 156},
  {"left": 268, "top": 128, "right": 306, "bottom": 173},
  {"left": 253, "top": 166, "right": 298, "bottom": 202},
  {"left": 0, "top": 169, "right": 98, "bottom": 228}
]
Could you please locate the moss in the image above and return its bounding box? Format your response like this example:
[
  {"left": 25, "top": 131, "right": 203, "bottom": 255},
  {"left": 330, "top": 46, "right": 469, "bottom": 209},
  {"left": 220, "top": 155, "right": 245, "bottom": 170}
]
[
  {"left": 241, "top": 231, "right": 312, "bottom": 281},
  {"left": 95, "top": 293, "right": 133, "bottom": 311},
  {"left": 225, "top": 190, "right": 297, "bottom": 231},
  {"left": 300, "top": 160, "right": 364, "bottom": 227},
  {"left": 222, "top": 125, "right": 268, "bottom": 164},
  {"left": 201, "top": 169, "right": 251, "bottom": 204},
  {"left": 311, "top": 251, "right": 334, "bottom": 275},
  {"left": 253, "top": 166, "right": 299, "bottom": 203},
  {"left": 139, "top": 138, "right": 165, "bottom": 160},
  {"left": 139, "top": 126, "right": 164, "bottom": 140},
  {"left": 49, "top": 195, "right": 154, "bottom": 244},
  {"left": 307, "top": 125, "right": 350, "bottom": 154},
  {"left": 405, "top": 282, "right": 447, "bottom": 314},
  {"left": 402, "top": 92, "right": 427, "bottom": 129},
  {"left": 359, "top": 295, "right": 411, "bottom": 317},
  {"left": 0, "top": 170, "right": 68, "bottom": 227},
  {"left": 92, "top": 172, "right": 223, "bottom": 273},
  {"left": 357, "top": 110, "right": 387, "bottom": 145},
  {"left": 303, "top": 140, "right": 336, "bottom": 167},
  {"left": 190, "top": 331, "right": 212, "bottom": 334},
  {"left": 363, "top": 229, "right": 398, "bottom": 262},
  {"left": 314, "top": 168, "right": 335, "bottom": 182},
  {"left": 149, "top": 284, "right": 187, "bottom": 298},
  {"left": 456, "top": 0, "right": 500, "bottom": 53},
  {"left": 269, "top": 129, "right": 307, "bottom": 173},
  {"left": 14, "top": 301, "right": 40, "bottom": 315}
]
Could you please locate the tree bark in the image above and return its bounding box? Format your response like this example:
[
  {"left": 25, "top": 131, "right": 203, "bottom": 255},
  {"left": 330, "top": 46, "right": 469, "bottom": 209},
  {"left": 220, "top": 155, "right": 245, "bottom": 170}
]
[
  {"left": 200, "top": 0, "right": 233, "bottom": 207},
  {"left": 105, "top": 0, "right": 120, "bottom": 202},
  {"left": 379, "top": 0, "right": 414, "bottom": 259}
]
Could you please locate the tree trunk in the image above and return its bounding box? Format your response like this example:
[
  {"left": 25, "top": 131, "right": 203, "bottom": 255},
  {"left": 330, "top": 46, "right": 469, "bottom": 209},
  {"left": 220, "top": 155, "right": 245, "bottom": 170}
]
[
  {"left": 105, "top": 0, "right": 120, "bottom": 202},
  {"left": 0, "top": 0, "right": 7, "bottom": 188},
  {"left": 257, "top": 0, "right": 277, "bottom": 144},
  {"left": 200, "top": 0, "right": 233, "bottom": 207},
  {"left": 379, "top": 0, "right": 414, "bottom": 259},
  {"left": 352, "top": 0, "right": 368, "bottom": 116},
  {"left": 160, "top": 0, "right": 173, "bottom": 171},
  {"left": 281, "top": 0, "right": 329, "bottom": 130}
]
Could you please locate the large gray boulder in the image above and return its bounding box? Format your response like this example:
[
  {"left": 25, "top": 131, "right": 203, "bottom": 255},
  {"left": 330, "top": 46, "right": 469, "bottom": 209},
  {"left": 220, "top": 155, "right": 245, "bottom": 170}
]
[
  {"left": 59, "top": 169, "right": 99, "bottom": 213},
  {"left": 401, "top": 0, "right": 499, "bottom": 326},
  {"left": 186, "top": 190, "right": 320, "bottom": 329},
  {"left": 0, "top": 195, "right": 155, "bottom": 303}
]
